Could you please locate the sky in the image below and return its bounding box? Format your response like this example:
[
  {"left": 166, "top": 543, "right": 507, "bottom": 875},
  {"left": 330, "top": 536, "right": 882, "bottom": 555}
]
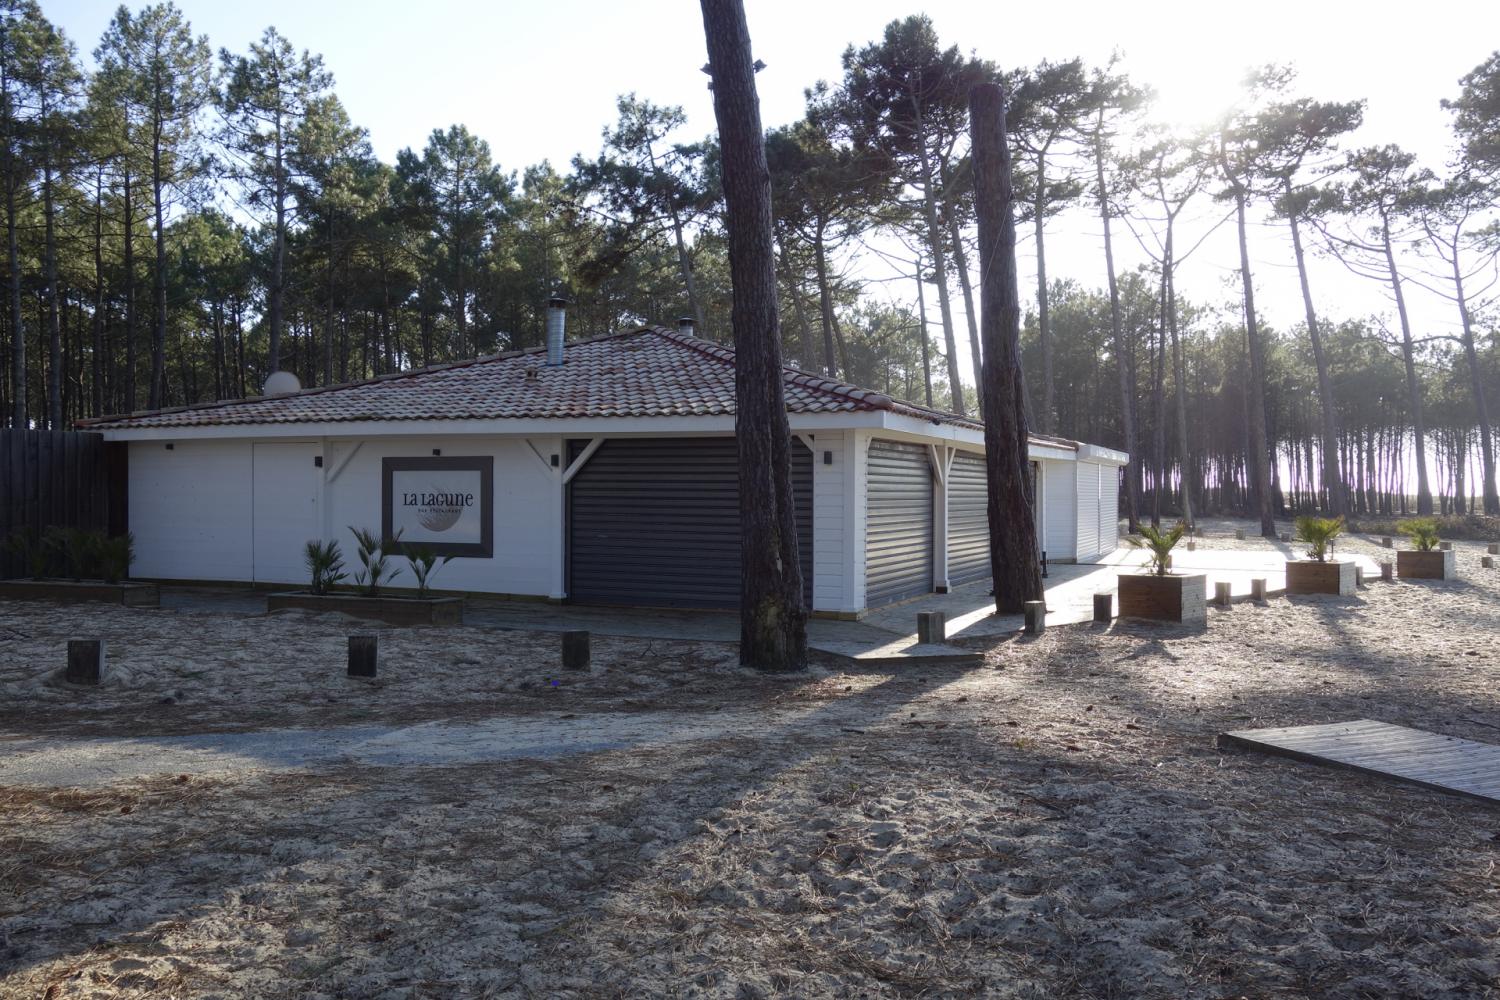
[{"left": 49, "top": 0, "right": 1500, "bottom": 382}]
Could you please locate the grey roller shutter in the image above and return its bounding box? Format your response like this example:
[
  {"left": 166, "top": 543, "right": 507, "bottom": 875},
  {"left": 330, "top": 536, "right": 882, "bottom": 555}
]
[
  {"left": 948, "top": 451, "right": 990, "bottom": 585},
  {"left": 865, "top": 439, "right": 933, "bottom": 606},
  {"left": 567, "top": 437, "right": 813, "bottom": 609}
]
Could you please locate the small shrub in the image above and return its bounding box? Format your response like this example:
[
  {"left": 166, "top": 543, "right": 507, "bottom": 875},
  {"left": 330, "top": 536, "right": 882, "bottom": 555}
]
[
  {"left": 1294, "top": 515, "right": 1345, "bottom": 562},
  {"left": 1401, "top": 518, "right": 1441, "bottom": 552},
  {"left": 1126, "top": 521, "right": 1187, "bottom": 576},
  {"left": 349, "top": 527, "right": 402, "bottom": 596},
  {"left": 304, "top": 539, "right": 347, "bottom": 595},
  {"left": 404, "top": 545, "right": 453, "bottom": 598},
  {"left": 2, "top": 531, "right": 50, "bottom": 580},
  {"left": 97, "top": 533, "right": 134, "bottom": 584}
]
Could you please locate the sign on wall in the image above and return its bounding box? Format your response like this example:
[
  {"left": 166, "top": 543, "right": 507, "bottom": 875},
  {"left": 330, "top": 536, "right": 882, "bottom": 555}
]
[{"left": 382, "top": 456, "right": 494, "bottom": 557}]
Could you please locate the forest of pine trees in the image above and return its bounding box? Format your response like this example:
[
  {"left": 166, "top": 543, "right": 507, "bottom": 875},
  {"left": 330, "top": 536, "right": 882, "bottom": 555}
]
[{"left": 1, "top": 4, "right": 1497, "bottom": 527}]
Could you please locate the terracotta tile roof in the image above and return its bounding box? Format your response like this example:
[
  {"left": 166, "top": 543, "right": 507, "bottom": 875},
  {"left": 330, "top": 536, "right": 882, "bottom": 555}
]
[{"left": 78, "top": 326, "right": 1078, "bottom": 450}]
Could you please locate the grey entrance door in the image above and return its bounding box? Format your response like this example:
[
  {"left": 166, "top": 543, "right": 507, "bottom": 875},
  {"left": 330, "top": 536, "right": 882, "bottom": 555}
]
[
  {"left": 865, "top": 439, "right": 933, "bottom": 607},
  {"left": 567, "top": 437, "right": 813, "bottom": 609}
]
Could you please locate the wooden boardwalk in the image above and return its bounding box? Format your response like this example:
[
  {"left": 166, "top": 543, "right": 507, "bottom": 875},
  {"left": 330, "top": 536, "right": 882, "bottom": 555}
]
[{"left": 1218, "top": 719, "right": 1500, "bottom": 806}]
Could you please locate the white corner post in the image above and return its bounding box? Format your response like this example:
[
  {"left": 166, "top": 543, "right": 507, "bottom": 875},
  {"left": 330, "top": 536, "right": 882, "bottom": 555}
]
[
  {"left": 929, "top": 444, "right": 953, "bottom": 594},
  {"left": 553, "top": 436, "right": 603, "bottom": 600},
  {"left": 846, "top": 431, "right": 869, "bottom": 613}
]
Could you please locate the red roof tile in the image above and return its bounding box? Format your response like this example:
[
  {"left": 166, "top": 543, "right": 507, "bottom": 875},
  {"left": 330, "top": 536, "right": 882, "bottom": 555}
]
[{"left": 78, "top": 326, "right": 1078, "bottom": 451}]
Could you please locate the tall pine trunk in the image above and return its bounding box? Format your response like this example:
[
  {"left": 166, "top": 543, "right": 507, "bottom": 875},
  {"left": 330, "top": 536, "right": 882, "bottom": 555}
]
[
  {"left": 1287, "top": 202, "right": 1345, "bottom": 516},
  {"left": 912, "top": 97, "right": 965, "bottom": 415},
  {"left": 700, "top": 0, "right": 807, "bottom": 672},
  {"left": 1033, "top": 150, "right": 1055, "bottom": 434},
  {"left": 149, "top": 108, "right": 168, "bottom": 410},
  {"left": 1230, "top": 185, "right": 1276, "bottom": 537},
  {"left": 971, "top": 82, "right": 1043, "bottom": 613},
  {"left": 1380, "top": 215, "right": 1432, "bottom": 515},
  {"left": 1452, "top": 256, "right": 1498, "bottom": 515},
  {"left": 945, "top": 206, "right": 983, "bottom": 411},
  {"left": 1093, "top": 112, "right": 1138, "bottom": 530}
]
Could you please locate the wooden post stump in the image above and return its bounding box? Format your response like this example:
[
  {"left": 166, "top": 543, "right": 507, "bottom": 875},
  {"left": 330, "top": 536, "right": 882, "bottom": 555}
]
[
  {"left": 1186, "top": 540, "right": 1197, "bottom": 552},
  {"left": 1487, "top": 543, "right": 1498, "bottom": 555},
  {"left": 1483, "top": 556, "right": 1495, "bottom": 570},
  {"left": 348, "top": 635, "right": 378, "bottom": 678},
  {"left": 1382, "top": 536, "right": 1393, "bottom": 548},
  {"left": 1235, "top": 529, "right": 1246, "bottom": 541},
  {"left": 562, "top": 630, "right": 591, "bottom": 670},
  {"left": 1023, "top": 601, "right": 1045, "bottom": 635},
  {"left": 916, "top": 612, "right": 946, "bottom": 645},
  {"left": 1380, "top": 561, "right": 1394, "bottom": 582},
  {"left": 66, "top": 640, "right": 105, "bottom": 685},
  {"left": 1251, "top": 578, "right": 1267, "bottom": 602},
  {"left": 1280, "top": 532, "right": 1291, "bottom": 543},
  {"left": 1355, "top": 566, "right": 1365, "bottom": 587},
  {"left": 1213, "top": 582, "right": 1231, "bottom": 607},
  {"left": 1092, "top": 592, "right": 1112, "bottom": 623}
]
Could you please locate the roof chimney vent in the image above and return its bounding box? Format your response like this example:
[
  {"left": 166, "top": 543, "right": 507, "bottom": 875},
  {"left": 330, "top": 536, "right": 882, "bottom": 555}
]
[
  {"left": 677, "top": 316, "right": 696, "bottom": 338},
  {"left": 545, "top": 294, "right": 568, "bottom": 366}
]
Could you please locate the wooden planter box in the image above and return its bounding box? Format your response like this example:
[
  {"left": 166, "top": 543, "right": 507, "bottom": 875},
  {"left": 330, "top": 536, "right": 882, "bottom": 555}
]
[
  {"left": 1285, "top": 560, "right": 1356, "bottom": 596},
  {"left": 267, "top": 592, "right": 464, "bottom": 626},
  {"left": 1396, "top": 549, "right": 1456, "bottom": 581},
  {"left": 1117, "top": 573, "right": 1206, "bottom": 625},
  {"left": 0, "top": 578, "right": 159, "bottom": 607}
]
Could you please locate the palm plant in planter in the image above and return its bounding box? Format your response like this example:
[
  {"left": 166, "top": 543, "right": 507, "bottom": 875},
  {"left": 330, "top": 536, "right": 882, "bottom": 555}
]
[
  {"left": 1287, "top": 515, "right": 1355, "bottom": 595},
  {"left": 350, "top": 527, "right": 403, "bottom": 596},
  {"left": 304, "top": 540, "right": 347, "bottom": 595},
  {"left": 405, "top": 545, "right": 454, "bottom": 598},
  {"left": 1119, "top": 521, "right": 1206, "bottom": 623},
  {"left": 1397, "top": 518, "right": 1455, "bottom": 579}
]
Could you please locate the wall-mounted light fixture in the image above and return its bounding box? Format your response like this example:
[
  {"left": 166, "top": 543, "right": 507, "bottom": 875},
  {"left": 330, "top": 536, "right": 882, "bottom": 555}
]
[
  {"left": 823, "top": 451, "right": 832, "bottom": 465},
  {"left": 432, "top": 448, "right": 441, "bottom": 456},
  {"left": 314, "top": 455, "right": 324, "bottom": 468},
  {"left": 165, "top": 443, "right": 174, "bottom": 451},
  {"left": 551, "top": 454, "right": 560, "bottom": 467}
]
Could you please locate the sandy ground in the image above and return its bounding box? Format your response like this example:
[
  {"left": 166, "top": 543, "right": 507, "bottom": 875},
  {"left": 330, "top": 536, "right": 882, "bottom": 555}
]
[{"left": 3, "top": 524, "right": 1500, "bottom": 998}]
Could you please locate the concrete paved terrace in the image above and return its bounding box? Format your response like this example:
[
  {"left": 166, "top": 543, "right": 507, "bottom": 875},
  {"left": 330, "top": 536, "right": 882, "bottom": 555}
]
[{"left": 862, "top": 544, "right": 1386, "bottom": 641}]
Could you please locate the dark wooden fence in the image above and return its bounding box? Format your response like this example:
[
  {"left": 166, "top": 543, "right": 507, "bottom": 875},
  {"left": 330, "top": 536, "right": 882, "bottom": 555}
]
[{"left": 0, "top": 429, "right": 126, "bottom": 578}]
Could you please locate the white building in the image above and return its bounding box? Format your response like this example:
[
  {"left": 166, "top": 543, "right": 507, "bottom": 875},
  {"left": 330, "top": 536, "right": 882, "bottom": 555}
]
[{"left": 81, "top": 323, "right": 1125, "bottom": 617}]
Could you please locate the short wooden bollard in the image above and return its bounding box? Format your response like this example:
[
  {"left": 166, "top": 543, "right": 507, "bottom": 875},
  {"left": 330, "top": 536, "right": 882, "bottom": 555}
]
[
  {"left": 1023, "top": 601, "right": 1046, "bottom": 635},
  {"left": 1213, "top": 582, "right": 1232, "bottom": 607},
  {"left": 1355, "top": 566, "right": 1365, "bottom": 588},
  {"left": 916, "top": 611, "right": 945, "bottom": 645},
  {"left": 1483, "top": 556, "right": 1495, "bottom": 570},
  {"left": 1382, "top": 536, "right": 1393, "bottom": 548},
  {"left": 1439, "top": 541, "right": 1453, "bottom": 551},
  {"left": 562, "top": 630, "right": 591, "bottom": 670},
  {"left": 1488, "top": 543, "right": 1498, "bottom": 555},
  {"left": 1380, "top": 561, "right": 1394, "bottom": 582},
  {"left": 1092, "top": 592, "right": 1112, "bottom": 623},
  {"left": 1280, "top": 532, "right": 1291, "bottom": 543},
  {"left": 66, "top": 639, "right": 105, "bottom": 685},
  {"left": 1186, "top": 540, "right": 1197, "bottom": 551},
  {"left": 348, "top": 635, "right": 378, "bottom": 678},
  {"left": 1235, "top": 529, "right": 1246, "bottom": 541},
  {"left": 1251, "top": 578, "right": 1267, "bottom": 602}
]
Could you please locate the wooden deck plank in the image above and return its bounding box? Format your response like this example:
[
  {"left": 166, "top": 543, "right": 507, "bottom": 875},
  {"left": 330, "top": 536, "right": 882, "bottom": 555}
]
[{"left": 1218, "top": 719, "right": 1500, "bottom": 807}]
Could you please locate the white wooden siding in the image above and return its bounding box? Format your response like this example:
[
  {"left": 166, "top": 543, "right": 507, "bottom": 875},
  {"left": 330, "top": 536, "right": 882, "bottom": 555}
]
[
  {"left": 1098, "top": 464, "right": 1119, "bottom": 554},
  {"left": 1041, "top": 458, "right": 1077, "bottom": 561},
  {"left": 129, "top": 440, "right": 254, "bottom": 582},
  {"left": 1076, "top": 461, "right": 1101, "bottom": 560},
  {"left": 810, "top": 431, "right": 846, "bottom": 612}
]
